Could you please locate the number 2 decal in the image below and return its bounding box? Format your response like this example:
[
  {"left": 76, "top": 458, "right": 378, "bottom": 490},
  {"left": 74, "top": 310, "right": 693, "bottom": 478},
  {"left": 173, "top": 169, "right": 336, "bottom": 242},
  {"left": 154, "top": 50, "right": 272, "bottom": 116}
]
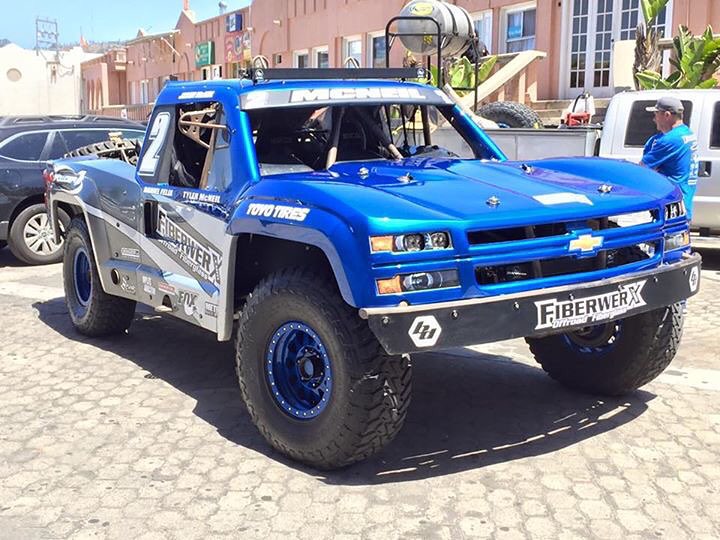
[{"left": 138, "top": 112, "right": 171, "bottom": 175}]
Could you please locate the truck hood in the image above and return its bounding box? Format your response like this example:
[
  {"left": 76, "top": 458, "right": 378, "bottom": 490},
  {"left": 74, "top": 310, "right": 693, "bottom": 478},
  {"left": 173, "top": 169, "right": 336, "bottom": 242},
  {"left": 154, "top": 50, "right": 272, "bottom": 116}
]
[{"left": 321, "top": 157, "right": 678, "bottom": 225}]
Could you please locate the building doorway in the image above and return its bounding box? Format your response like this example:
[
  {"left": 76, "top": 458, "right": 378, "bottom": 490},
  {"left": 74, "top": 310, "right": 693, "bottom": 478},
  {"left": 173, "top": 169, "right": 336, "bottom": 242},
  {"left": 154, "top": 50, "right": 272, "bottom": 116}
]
[{"left": 561, "top": 0, "right": 671, "bottom": 98}]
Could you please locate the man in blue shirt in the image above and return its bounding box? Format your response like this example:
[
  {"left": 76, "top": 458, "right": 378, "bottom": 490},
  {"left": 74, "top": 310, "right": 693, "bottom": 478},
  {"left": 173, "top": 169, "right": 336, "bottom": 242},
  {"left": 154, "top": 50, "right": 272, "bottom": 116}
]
[{"left": 641, "top": 96, "right": 699, "bottom": 219}]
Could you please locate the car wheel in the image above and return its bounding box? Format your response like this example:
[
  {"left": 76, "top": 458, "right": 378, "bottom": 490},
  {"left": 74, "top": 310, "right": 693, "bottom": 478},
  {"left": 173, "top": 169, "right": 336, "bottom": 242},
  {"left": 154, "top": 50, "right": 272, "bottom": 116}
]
[
  {"left": 476, "top": 101, "right": 542, "bottom": 128},
  {"left": 235, "top": 267, "right": 412, "bottom": 469},
  {"left": 63, "top": 217, "right": 136, "bottom": 336},
  {"left": 525, "top": 304, "right": 684, "bottom": 396},
  {"left": 8, "top": 204, "right": 69, "bottom": 265}
]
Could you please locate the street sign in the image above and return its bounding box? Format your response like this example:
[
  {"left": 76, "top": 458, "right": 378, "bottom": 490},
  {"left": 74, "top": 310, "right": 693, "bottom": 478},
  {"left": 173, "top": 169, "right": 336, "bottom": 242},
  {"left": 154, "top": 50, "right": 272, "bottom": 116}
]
[{"left": 195, "top": 41, "right": 215, "bottom": 67}]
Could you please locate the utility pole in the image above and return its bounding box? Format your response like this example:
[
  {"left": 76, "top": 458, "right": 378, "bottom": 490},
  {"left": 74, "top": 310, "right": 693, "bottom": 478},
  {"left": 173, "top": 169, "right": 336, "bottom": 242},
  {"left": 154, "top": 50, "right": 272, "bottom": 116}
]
[{"left": 35, "top": 17, "right": 60, "bottom": 60}]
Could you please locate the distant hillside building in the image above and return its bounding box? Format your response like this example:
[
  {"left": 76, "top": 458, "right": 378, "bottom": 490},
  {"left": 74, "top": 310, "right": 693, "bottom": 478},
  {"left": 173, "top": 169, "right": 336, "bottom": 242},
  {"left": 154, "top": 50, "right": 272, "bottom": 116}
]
[{"left": 0, "top": 44, "right": 100, "bottom": 115}]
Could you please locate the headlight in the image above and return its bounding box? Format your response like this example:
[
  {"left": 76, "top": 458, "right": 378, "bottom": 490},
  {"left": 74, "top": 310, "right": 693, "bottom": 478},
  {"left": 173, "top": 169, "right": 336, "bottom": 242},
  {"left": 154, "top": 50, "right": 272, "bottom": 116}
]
[
  {"left": 376, "top": 269, "right": 460, "bottom": 294},
  {"left": 370, "top": 231, "right": 452, "bottom": 253},
  {"left": 664, "top": 200, "right": 686, "bottom": 221},
  {"left": 664, "top": 230, "right": 690, "bottom": 250}
]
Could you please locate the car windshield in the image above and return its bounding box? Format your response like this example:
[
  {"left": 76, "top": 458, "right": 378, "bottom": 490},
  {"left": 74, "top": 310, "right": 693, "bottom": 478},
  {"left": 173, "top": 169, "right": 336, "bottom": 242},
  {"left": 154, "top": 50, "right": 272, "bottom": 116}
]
[{"left": 246, "top": 103, "right": 486, "bottom": 176}]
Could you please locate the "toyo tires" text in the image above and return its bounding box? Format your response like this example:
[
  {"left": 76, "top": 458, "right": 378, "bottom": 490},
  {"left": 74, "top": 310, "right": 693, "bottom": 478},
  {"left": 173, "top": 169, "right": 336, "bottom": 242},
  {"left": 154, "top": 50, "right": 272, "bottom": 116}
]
[
  {"left": 235, "top": 268, "right": 412, "bottom": 469},
  {"left": 63, "top": 218, "right": 136, "bottom": 336},
  {"left": 525, "top": 304, "right": 684, "bottom": 396}
]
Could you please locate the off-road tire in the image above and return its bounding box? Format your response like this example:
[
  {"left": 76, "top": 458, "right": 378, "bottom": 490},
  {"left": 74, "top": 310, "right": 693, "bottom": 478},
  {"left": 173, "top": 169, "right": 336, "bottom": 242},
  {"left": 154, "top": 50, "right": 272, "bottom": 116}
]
[
  {"left": 477, "top": 101, "right": 542, "bottom": 128},
  {"left": 64, "top": 138, "right": 140, "bottom": 165},
  {"left": 235, "top": 268, "right": 412, "bottom": 469},
  {"left": 63, "top": 218, "right": 136, "bottom": 336},
  {"left": 526, "top": 304, "right": 684, "bottom": 396},
  {"left": 8, "top": 204, "right": 70, "bottom": 265}
]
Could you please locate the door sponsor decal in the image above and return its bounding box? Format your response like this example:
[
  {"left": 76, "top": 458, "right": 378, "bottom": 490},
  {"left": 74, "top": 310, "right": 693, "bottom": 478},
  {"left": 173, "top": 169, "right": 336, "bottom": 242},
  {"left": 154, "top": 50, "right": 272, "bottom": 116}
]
[
  {"left": 205, "top": 302, "right": 218, "bottom": 317},
  {"left": 120, "top": 274, "right": 136, "bottom": 295},
  {"left": 121, "top": 247, "right": 141, "bottom": 260},
  {"left": 157, "top": 207, "right": 222, "bottom": 287},
  {"left": 181, "top": 191, "right": 221, "bottom": 204},
  {"left": 144, "top": 186, "right": 175, "bottom": 197},
  {"left": 408, "top": 315, "right": 442, "bottom": 348},
  {"left": 534, "top": 280, "right": 647, "bottom": 330},
  {"left": 157, "top": 282, "right": 177, "bottom": 296},
  {"left": 142, "top": 276, "right": 156, "bottom": 296},
  {"left": 179, "top": 290, "right": 198, "bottom": 316}
]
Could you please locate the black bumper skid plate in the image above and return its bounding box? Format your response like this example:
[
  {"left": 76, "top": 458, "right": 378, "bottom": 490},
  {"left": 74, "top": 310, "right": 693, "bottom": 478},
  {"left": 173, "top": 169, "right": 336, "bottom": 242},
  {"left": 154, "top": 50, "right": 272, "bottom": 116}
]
[{"left": 364, "top": 254, "right": 702, "bottom": 354}]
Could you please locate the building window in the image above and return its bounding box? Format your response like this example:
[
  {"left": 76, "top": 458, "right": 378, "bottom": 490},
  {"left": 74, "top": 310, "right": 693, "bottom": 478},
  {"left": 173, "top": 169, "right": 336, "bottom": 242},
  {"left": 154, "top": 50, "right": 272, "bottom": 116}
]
[
  {"left": 140, "top": 80, "right": 150, "bottom": 104},
  {"left": 367, "top": 33, "right": 386, "bottom": 68},
  {"left": 6, "top": 68, "right": 22, "bottom": 82},
  {"left": 619, "top": 0, "right": 669, "bottom": 40},
  {"left": 503, "top": 4, "right": 536, "bottom": 53},
  {"left": 293, "top": 50, "right": 309, "bottom": 68},
  {"left": 343, "top": 36, "right": 362, "bottom": 67},
  {"left": 593, "top": 0, "right": 614, "bottom": 88},
  {"left": 313, "top": 46, "right": 329, "bottom": 68},
  {"left": 711, "top": 102, "right": 720, "bottom": 149},
  {"left": 471, "top": 11, "right": 493, "bottom": 54}
]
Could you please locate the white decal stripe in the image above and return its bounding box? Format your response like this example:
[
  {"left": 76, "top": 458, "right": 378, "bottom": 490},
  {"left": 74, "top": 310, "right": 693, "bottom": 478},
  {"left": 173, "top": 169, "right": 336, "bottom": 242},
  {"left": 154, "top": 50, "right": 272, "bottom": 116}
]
[{"left": 82, "top": 201, "right": 198, "bottom": 287}]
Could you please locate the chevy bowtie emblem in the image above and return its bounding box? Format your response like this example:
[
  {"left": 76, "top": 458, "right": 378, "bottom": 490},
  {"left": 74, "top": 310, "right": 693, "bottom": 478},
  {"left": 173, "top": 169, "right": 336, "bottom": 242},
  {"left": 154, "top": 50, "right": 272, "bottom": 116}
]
[{"left": 569, "top": 234, "right": 603, "bottom": 252}]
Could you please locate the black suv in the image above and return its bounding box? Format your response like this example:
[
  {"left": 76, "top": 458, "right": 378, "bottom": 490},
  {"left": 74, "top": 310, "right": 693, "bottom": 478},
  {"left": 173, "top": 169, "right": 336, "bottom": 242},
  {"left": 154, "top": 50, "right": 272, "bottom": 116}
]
[{"left": 0, "top": 115, "right": 146, "bottom": 264}]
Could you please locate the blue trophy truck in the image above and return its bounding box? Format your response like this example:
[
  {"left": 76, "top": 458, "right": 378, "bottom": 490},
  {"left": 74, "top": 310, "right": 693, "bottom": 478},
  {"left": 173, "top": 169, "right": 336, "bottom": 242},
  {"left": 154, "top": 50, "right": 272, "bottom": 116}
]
[{"left": 46, "top": 69, "right": 701, "bottom": 469}]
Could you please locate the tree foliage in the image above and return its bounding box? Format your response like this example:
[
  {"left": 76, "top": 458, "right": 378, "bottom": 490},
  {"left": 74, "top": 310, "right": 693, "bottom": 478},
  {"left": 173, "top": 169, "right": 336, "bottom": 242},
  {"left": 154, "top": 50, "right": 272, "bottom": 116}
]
[
  {"left": 636, "top": 25, "right": 720, "bottom": 89},
  {"left": 633, "top": 0, "right": 670, "bottom": 89}
]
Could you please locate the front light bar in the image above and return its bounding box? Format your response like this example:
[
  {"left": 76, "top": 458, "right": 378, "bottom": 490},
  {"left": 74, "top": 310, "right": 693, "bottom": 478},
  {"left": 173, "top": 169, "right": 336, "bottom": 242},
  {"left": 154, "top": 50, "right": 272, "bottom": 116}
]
[
  {"left": 370, "top": 231, "right": 452, "bottom": 253},
  {"left": 377, "top": 269, "right": 460, "bottom": 295},
  {"left": 665, "top": 200, "right": 686, "bottom": 221}
]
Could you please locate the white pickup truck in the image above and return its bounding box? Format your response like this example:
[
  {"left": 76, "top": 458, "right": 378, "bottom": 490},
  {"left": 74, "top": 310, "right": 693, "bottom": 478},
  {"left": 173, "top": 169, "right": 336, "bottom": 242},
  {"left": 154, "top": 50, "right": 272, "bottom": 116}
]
[{"left": 479, "top": 89, "right": 720, "bottom": 245}]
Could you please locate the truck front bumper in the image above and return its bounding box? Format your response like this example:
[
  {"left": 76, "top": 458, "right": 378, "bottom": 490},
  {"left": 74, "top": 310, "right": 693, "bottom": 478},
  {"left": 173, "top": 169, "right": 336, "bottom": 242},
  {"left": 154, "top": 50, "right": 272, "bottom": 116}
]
[{"left": 361, "top": 253, "right": 702, "bottom": 354}]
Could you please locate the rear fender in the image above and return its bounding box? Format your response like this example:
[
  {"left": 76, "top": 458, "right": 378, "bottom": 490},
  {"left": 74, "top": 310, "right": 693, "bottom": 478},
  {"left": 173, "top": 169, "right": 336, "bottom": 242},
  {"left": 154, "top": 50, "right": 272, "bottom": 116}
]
[{"left": 48, "top": 166, "right": 114, "bottom": 291}]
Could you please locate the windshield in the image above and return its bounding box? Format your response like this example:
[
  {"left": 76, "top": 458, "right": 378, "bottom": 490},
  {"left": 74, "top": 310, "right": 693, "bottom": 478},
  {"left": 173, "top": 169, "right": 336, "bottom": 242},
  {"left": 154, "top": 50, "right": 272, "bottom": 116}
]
[{"left": 246, "top": 103, "right": 488, "bottom": 176}]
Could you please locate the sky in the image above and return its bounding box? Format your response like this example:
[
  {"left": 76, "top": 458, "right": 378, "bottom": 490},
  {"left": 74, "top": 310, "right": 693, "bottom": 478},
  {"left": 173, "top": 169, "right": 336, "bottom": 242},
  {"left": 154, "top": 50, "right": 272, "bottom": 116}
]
[{"left": 0, "top": 0, "right": 251, "bottom": 49}]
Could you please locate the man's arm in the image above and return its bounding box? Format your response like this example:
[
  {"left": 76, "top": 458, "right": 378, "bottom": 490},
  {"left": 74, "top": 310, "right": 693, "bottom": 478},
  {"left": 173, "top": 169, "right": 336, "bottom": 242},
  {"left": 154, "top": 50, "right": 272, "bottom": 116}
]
[{"left": 641, "top": 136, "right": 675, "bottom": 170}]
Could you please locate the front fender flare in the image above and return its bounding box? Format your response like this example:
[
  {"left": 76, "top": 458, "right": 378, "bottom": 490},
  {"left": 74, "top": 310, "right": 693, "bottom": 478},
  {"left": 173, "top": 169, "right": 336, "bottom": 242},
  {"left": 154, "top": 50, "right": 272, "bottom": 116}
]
[{"left": 228, "top": 205, "right": 370, "bottom": 307}]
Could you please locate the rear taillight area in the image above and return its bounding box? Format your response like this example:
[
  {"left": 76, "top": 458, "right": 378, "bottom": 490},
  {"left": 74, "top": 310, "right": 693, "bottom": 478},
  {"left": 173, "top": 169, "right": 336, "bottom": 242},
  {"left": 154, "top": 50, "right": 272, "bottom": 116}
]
[{"left": 43, "top": 169, "right": 54, "bottom": 206}]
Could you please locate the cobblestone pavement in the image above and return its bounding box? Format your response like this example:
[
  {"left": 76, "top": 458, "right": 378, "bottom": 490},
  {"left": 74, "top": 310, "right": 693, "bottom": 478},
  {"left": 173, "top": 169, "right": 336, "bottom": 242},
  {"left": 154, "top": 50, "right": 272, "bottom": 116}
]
[{"left": 1, "top": 247, "right": 719, "bottom": 540}]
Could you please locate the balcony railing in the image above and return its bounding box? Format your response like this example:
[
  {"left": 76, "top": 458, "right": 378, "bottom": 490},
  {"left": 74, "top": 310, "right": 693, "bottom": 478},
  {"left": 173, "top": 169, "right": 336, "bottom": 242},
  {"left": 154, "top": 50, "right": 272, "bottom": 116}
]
[{"left": 87, "top": 104, "right": 154, "bottom": 122}]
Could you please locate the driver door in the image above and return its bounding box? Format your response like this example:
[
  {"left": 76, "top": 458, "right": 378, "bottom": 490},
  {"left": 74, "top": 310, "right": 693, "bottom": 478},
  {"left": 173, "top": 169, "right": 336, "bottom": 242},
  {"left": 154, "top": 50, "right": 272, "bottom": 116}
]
[{"left": 134, "top": 99, "right": 233, "bottom": 332}]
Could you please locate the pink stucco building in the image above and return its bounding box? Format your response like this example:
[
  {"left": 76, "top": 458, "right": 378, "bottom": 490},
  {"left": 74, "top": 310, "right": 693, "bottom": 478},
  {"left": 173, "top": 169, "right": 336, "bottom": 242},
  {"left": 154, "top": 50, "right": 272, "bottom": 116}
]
[
  {"left": 249, "top": 0, "right": 720, "bottom": 100},
  {"left": 83, "top": 3, "right": 250, "bottom": 117},
  {"left": 82, "top": 0, "right": 720, "bottom": 116}
]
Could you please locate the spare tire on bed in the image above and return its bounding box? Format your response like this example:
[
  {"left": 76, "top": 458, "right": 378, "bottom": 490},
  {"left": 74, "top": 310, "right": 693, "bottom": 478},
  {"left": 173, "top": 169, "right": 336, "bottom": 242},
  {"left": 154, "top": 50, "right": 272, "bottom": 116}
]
[
  {"left": 64, "top": 138, "right": 141, "bottom": 165},
  {"left": 476, "top": 101, "right": 542, "bottom": 128}
]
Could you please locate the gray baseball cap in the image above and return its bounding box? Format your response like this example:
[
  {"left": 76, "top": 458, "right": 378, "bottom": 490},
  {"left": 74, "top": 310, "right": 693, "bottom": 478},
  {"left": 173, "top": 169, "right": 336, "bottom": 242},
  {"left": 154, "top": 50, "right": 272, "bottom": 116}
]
[{"left": 646, "top": 96, "right": 684, "bottom": 114}]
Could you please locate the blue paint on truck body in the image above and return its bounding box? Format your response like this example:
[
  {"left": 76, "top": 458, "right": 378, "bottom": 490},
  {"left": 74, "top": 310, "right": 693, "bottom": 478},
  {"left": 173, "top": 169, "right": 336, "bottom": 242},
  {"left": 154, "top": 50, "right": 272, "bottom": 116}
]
[{"left": 55, "top": 77, "right": 692, "bottom": 310}]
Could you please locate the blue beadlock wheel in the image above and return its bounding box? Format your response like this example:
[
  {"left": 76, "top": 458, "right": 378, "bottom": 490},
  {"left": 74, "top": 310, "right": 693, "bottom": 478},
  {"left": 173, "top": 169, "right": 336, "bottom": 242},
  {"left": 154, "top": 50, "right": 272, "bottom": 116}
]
[
  {"left": 563, "top": 321, "right": 622, "bottom": 354},
  {"left": 73, "top": 247, "right": 92, "bottom": 307},
  {"left": 266, "top": 321, "right": 332, "bottom": 419}
]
